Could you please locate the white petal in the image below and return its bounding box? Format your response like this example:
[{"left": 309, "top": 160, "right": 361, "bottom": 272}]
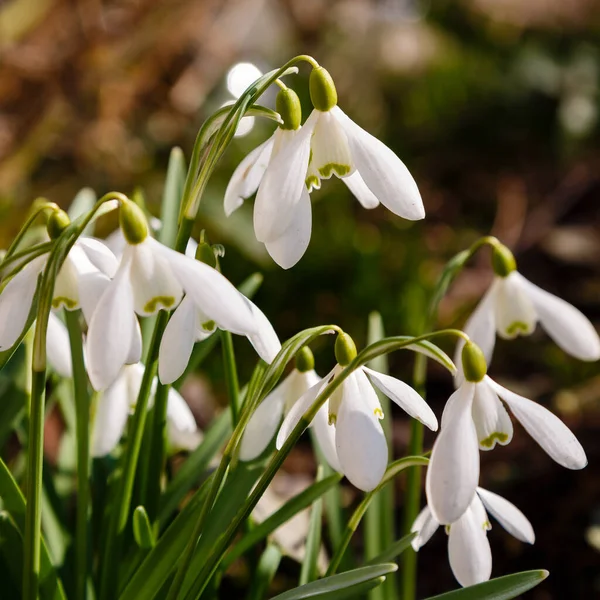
[
  {"left": 264, "top": 188, "right": 312, "bottom": 269},
  {"left": 129, "top": 241, "right": 183, "bottom": 316},
  {"left": 224, "top": 136, "right": 275, "bottom": 216},
  {"left": 312, "top": 399, "right": 342, "bottom": 472},
  {"left": 239, "top": 373, "right": 290, "bottom": 460},
  {"left": 0, "top": 255, "right": 45, "bottom": 351},
  {"left": 126, "top": 317, "right": 143, "bottom": 365},
  {"left": 454, "top": 280, "right": 499, "bottom": 384},
  {"left": 104, "top": 229, "right": 126, "bottom": 259},
  {"left": 486, "top": 376, "right": 587, "bottom": 469},
  {"left": 472, "top": 382, "right": 513, "bottom": 450},
  {"left": 517, "top": 272, "right": 600, "bottom": 361},
  {"left": 76, "top": 237, "right": 118, "bottom": 277},
  {"left": 158, "top": 296, "right": 196, "bottom": 384},
  {"left": 91, "top": 371, "right": 131, "bottom": 456},
  {"left": 411, "top": 506, "right": 440, "bottom": 551},
  {"left": 426, "top": 382, "right": 479, "bottom": 524},
  {"left": 363, "top": 366, "right": 438, "bottom": 431},
  {"left": 166, "top": 387, "right": 198, "bottom": 433},
  {"left": 342, "top": 172, "right": 379, "bottom": 209},
  {"left": 448, "top": 496, "right": 492, "bottom": 587},
  {"left": 476, "top": 487, "right": 535, "bottom": 544},
  {"left": 310, "top": 110, "right": 354, "bottom": 181},
  {"left": 148, "top": 238, "right": 256, "bottom": 336},
  {"left": 243, "top": 297, "right": 281, "bottom": 363},
  {"left": 46, "top": 312, "right": 73, "bottom": 378},
  {"left": 333, "top": 106, "right": 424, "bottom": 220},
  {"left": 494, "top": 273, "right": 537, "bottom": 340},
  {"left": 53, "top": 256, "right": 80, "bottom": 311},
  {"left": 253, "top": 112, "right": 318, "bottom": 242},
  {"left": 86, "top": 255, "right": 135, "bottom": 391},
  {"left": 335, "top": 371, "right": 388, "bottom": 492}
]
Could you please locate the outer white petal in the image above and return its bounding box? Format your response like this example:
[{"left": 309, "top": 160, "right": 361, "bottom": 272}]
[
  {"left": 342, "top": 172, "right": 379, "bottom": 209},
  {"left": 332, "top": 106, "right": 424, "bottom": 220},
  {"left": 476, "top": 487, "right": 535, "bottom": 544},
  {"left": 104, "top": 229, "right": 126, "bottom": 259},
  {"left": 312, "top": 399, "right": 342, "bottom": 472},
  {"left": 486, "top": 376, "right": 587, "bottom": 469},
  {"left": 239, "top": 373, "right": 292, "bottom": 461},
  {"left": 264, "top": 188, "right": 312, "bottom": 269},
  {"left": 448, "top": 496, "right": 492, "bottom": 587},
  {"left": 363, "top": 366, "right": 438, "bottom": 431},
  {"left": 254, "top": 112, "right": 318, "bottom": 242},
  {"left": 91, "top": 372, "right": 130, "bottom": 457},
  {"left": 0, "top": 255, "right": 45, "bottom": 350},
  {"left": 76, "top": 237, "right": 118, "bottom": 277},
  {"left": 46, "top": 313, "right": 73, "bottom": 378},
  {"left": 158, "top": 296, "right": 197, "bottom": 384},
  {"left": 86, "top": 254, "right": 135, "bottom": 391},
  {"left": 426, "top": 382, "right": 479, "bottom": 524},
  {"left": 335, "top": 371, "right": 388, "bottom": 492},
  {"left": 149, "top": 238, "right": 256, "bottom": 336},
  {"left": 126, "top": 318, "right": 143, "bottom": 365},
  {"left": 243, "top": 297, "right": 281, "bottom": 364},
  {"left": 224, "top": 136, "right": 275, "bottom": 216},
  {"left": 310, "top": 110, "right": 354, "bottom": 181},
  {"left": 494, "top": 273, "right": 537, "bottom": 340},
  {"left": 454, "top": 280, "right": 499, "bottom": 384},
  {"left": 166, "top": 387, "right": 198, "bottom": 433},
  {"left": 472, "top": 382, "right": 513, "bottom": 450},
  {"left": 129, "top": 241, "right": 183, "bottom": 316},
  {"left": 516, "top": 272, "right": 600, "bottom": 361},
  {"left": 411, "top": 506, "right": 440, "bottom": 551}
]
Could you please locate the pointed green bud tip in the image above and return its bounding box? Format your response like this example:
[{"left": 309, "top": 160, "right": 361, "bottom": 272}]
[
  {"left": 119, "top": 200, "right": 148, "bottom": 245},
  {"left": 461, "top": 341, "right": 487, "bottom": 383},
  {"left": 195, "top": 240, "right": 217, "bottom": 268},
  {"left": 295, "top": 346, "right": 315, "bottom": 372},
  {"left": 491, "top": 244, "right": 516, "bottom": 278},
  {"left": 133, "top": 506, "right": 155, "bottom": 550},
  {"left": 276, "top": 88, "right": 302, "bottom": 130},
  {"left": 46, "top": 209, "right": 71, "bottom": 240},
  {"left": 335, "top": 332, "right": 357, "bottom": 366},
  {"left": 309, "top": 66, "right": 338, "bottom": 112}
]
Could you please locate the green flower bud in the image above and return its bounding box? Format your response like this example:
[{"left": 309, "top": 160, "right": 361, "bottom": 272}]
[
  {"left": 335, "top": 332, "right": 357, "bottom": 366},
  {"left": 276, "top": 88, "right": 302, "bottom": 130},
  {"left": 461, "top": 341, "right": 487, "bottom": 383},
  {"left": 491, "top": 244, "right": 516, "bottom": 278},
  {"left": 195, "top": 231, "right": 218, "bottom": 268},
  {"left": 46, "top": 209, "right": 71, "bottom": 240},
  {"left": 295, "top": 346, "right": 315, "bottom": 372},
  {"left": 309, "top": 67, "right": 338, "bottom": 112},
  {"left": 119, "top": 200, "right": 148, "bottom": 245}
]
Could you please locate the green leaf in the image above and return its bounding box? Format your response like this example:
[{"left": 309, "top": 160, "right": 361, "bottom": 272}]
[
  {"left": 248, "top": 544, "right": 282, "bottom": 600},
  {"left": 270, "top": 564, "right": 397, "bottom": 600},
  {"left": 159, "top": 147, "right": 186, "bottom": 249},
  {"left": 364, "top": 532, "right": 417, "bottom": 566},
  {"left": 133, "top": 506, "right": 156, "bottom": 550},
  {"left": 424, "top": 570, "right": 549, "bottom": 600},
  {"left": 299, "top": 466, "right": 325, "bottom": 585}
]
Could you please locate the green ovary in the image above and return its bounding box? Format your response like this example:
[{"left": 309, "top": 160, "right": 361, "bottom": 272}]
[
  {"left": 144, "top": 295, "right": 176, "bottom": 313},
  {"left": 480, "top": 431, "right": 509, "bottom": 448},
  {"left": 318, "top": 163, "right": 351, "bottom": 179}
]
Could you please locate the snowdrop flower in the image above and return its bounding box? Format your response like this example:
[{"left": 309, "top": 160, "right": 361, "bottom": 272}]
[
  {"left": 225, "top": 67, "right": 424, "bottom": 269},
  {"left": 276, "top": 333, "right": 438, "bottom": 492},
  {"left": 158, "top": 239, "right": 280, "bottom": 385},
  {"left": 427, "top": 341, "right": 587, "bottom": 525},
  {"left": 91, "top": 363, "right": 201, "bottom": 457},
  {"left": 46, "top": 313, "right": 73, "bottom": 378},
  {"left": 455, "top": 244, "right": 600, "bottom": 380},
  {"left": 240, "top": 347, "right": 340, "bottom": 470},
  {"left": 86, "top": 200, "right": 271, "bottom": 391},
  {"left": 412, "top": 487, "right": 535, "bottom": 587}
]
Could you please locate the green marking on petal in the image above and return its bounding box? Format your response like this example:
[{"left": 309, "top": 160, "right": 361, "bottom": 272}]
[
  {"left": 318, "top": 163, "right": 351, "bottom": 179},
  {"left": 505, "top": 321, "right": 533, "bottom": 337},
  {"left": 373, "top": 407, "right": 384, "bottom": 419},
  {"left": 200, "top": 320, "right": 215, "bottom": 332},
  {"left": 328, "top": 413, "right": 337, "bottom": 426},
  {"left": 144, "top": 296, "right": 176, "bottom": 314},
  {"left": 480, "top": 432, "right": 509, "bottom": 449},
  {"left": 306, "top": 175, "right": 320, "bottom": 190},
  {"left": 52, "top": 297, "right": 77, "bottom": 310}
]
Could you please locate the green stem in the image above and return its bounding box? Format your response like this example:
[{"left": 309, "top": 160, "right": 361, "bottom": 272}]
[
  {"left": 22, "top": 368, "right": 47, "bottom": 600},
  {"left": 221, "top": 331, "right": 240, "bottom": 425},
  {"left": 65, "top": 310, "right": 90, "bottom": 600}
]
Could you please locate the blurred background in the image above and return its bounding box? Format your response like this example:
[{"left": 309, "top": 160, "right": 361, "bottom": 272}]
[{"left": 1, "top": 0, "right": 600, "bottom": 597}]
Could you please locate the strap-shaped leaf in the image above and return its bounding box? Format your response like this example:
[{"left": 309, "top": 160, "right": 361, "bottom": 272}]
[{"left": 364, "top": 532, "right": 417, "bottom": 566}]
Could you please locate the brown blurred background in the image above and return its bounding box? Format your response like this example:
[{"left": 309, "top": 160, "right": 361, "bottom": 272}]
[{"left": 2, "top": 0, "right": 600, "bottom": 597}]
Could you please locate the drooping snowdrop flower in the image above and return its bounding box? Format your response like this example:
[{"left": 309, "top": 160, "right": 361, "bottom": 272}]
[
  {"left": 91, "top": 363, "right": 201, "bottom": 457},
  {"left": 225, "top": 67, "right": 424, "bottom": 269},
  {"left": 240, "top": 347, "right": 340, "bottom": 470},
  {"left": 412, "top": 486, "right": 535, "bottom": 587},
  {"left": 86, "top": 200, "right": 272, "bottom": 391},
  {"left": 427, "top": 341, "right": 587, "bottom": 525},
  {"left": 455, "top": 243, "right": 600, "bottom": 381},
  {"left": 276, "top": 333, "right": 438, "bottom": 492},
  {"left": 158, "top": 239, "right": 280, "bottom": 384},
  {"left": 46, "top": 312, "right": 73, "bottom": 378}
]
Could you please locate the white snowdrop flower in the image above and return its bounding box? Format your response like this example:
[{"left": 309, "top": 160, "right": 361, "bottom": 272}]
[
  {"left": 86, "top": 200, "right": 264, "bottom": 391},
  {"left": 427, "top": 341, "right": 587, "bottom": 525},
  {"left": 275, "top": 334, "right": 438, "bottom": 492},
  {"left": 455, "top": 244, "right": 600, "bottom": 381},
  {"left": 225, "top": 68, "right": 424, "bottom": 269},
  {"left": 91, "top": 363, "right": 201, "bottom": 458},
  {"left": 46, "top": 312, "right": 73, "bottom": 378},
  {"left": 412, "top": 487, "right": 535, "bottom": 588}
]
